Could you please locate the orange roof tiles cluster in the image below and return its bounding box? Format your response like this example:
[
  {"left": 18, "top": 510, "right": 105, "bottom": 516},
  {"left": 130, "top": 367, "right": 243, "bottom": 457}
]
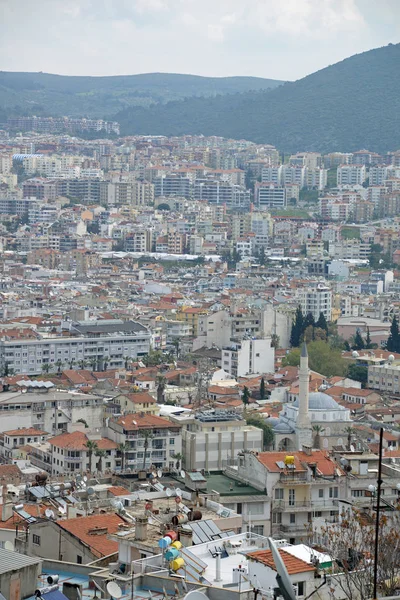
[
  {"left": 247, "top": 549, "right": 315, "bottom": 575},
  {"left": 49, "top": 431, "right": 117, "bottom": 451}
]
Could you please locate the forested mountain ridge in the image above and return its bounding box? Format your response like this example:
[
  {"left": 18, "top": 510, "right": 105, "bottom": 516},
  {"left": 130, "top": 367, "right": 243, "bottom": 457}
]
[{"left": 116, "top": 44, "right": 400, "bottom": 153}]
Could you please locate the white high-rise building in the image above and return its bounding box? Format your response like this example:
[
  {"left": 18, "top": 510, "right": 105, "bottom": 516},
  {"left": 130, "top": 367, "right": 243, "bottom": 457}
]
[
  {"left": 337, "top": 165, "right": 367, "bottom": 186},
  {"left": 222, "top": 338, "right": 274, "bottom": 377},
  {"left": 298, "top": 283, "right": 332, "bottom": 321}
]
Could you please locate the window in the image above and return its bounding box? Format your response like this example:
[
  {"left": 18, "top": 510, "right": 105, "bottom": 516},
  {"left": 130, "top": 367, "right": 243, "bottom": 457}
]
[
  {"left": 275, "top": 489, "right": 284, "bottom": 500},
  {"left": 169, "top": 438, "right": 175, "bottom": 445},
  {"left": 33, "top": 534, "right": 41, "bottom": 546},
  {"left": 289, "top": 489, "right": 295, "bottom": 506},
  {"left": 77, "top": 555, "right": 82, "bottom": 564},
  {"left": 329, "top": 487, "right": 338, "bottom": 498},
  {"left": 251, "top": 525, "right": 264, "bottom": 535},
  {"left": 318, "top": 489, "right": 324, "bottom": 498},
  {"left": 272, "top": 512, "right": 282, "bottom": 524},
  {"left": 297, "top": 581, "right": 305, "bottom": 596},
  {"left": 289, "top": 513, "right": 296, "bottom": 524},
  {"left": 236, "top": 503, "right": 242, "bottom": 514}
]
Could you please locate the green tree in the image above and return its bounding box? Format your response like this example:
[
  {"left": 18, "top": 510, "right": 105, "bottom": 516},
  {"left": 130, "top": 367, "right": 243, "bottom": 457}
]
[
  {"left": 242, "top": 386, "right": 250, "bottom": 405},
  {"left": 259, "top": 377, "right": 266, "bottom": 400},
  {"left": 156, "top": 374, "right": 167, "bottom": 404},
  {"left": 171, "top": 452, "right": 183, "bottom": 470},
  {"left": 344, "top": 426, "right": 355, "bottom": 451},
  {"left": 312, "top": 425, "right": 325, "bottom": 450},
  {"left": 140, "top": 430, "right": 154, "bottom": 470},
  {"left": 387, "top": 315, "right": 400, "bottom": 353},
  {"left": 316, "top": 312, "right": 329, "bottom": 335},
  {"left": 84, "top": 440, "right": 98, "bottom": 473},
  {"left": 95, "top": 449, "right": 106, "bottom": 472},
  {"left": 365, "top": 326, "right": 372, "bottom": 349},
  {"left": 118, "top": 443, "right": 128, "bottom": 472},
  {"left": 303, "top": 312, "right": 315, "bottom": 331},
  {"left": 77, "top": 418, "right": 88, "bottom": 428},
  {"left": 41, "top": 362, "right": 50, "bottom": 374},
  {"left": 347, "top": 364, "right": 368, "bottom": 387},
  {"left": 68, "top": 358, "right": 76, "bottom": 370},
  {"left": 271, "top": 334, "right": 280, "bottom": 349},
  {"left": 352, "top": 329, "right": 365, "bottom": 351},
  {"left": 290, "top": 306, "right": 304, "bottom": 347},
  {"left": 55, "top": 359, "right": 64, "bottom": 375},
  {"left": 282, "top": 347, "right": 301, "bottom": 367},
  {"left": 246, "top": 415, "right": 274, "bottom": 449},
  {"left": 78, "top": 359, "right": 88, "bottom": 369},
  {"left": 308, "top": 341, "right": 348, "bottom": 377},
  {"left": 171, "top": 339, "right": 180, "bottom": 359}
]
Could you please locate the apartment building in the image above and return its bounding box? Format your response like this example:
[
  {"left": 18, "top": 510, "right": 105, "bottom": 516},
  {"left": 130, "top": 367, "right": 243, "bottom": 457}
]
[
  {"left": 107, "top": 413, "right": 182, "bottom": 471},
  {"left": 132, "top": 180, "right": 155, "bottom": 206},
  {"left": 171, "top": 410, "right": 263, "bottom": 472},
  {"left": 228, "top": 449, "right": 345, "bottom": 541},
  {"left": 368, "top": 361, "right": 400, "bottom": 394},
  {"left": 298, "top": 283, "right": 332, "bottom": 321},
  {"left": 255, "top": 183, "right": 286, "bottom": 209},
  {"left": 124, "top": 230, "right": 151, "bottom": 252},
  {"left": 337, "top": 164, "right": 367, "bottom": 186},
  {"left": 222, "top": 338, "right": 274, "bottom": 377},
  {"left": 0, "top": 319, "right": 150, "bottom": 376},
  {"left": 0, "top": 389, "right": 104, "bottom": 435},
  {"left": 154, "top": 175, "right": 191, "bottom": 198},
  {"left": 50, "top": 429, "right": 118, "bottom": 475}
]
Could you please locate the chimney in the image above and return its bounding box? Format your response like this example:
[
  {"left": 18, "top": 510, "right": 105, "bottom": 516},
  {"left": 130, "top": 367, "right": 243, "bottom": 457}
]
[
  {"left": 135, "top": 515, "right": 148, "bottom": 541},
  {"left": 302, "top": 445, "right": 312, "bottom": 456},
  {"left": 214, "top": 552, "right": 222, "bottom": 582},
  {"left": 1, "top": 485, "right": 12, "bottom": 522}
]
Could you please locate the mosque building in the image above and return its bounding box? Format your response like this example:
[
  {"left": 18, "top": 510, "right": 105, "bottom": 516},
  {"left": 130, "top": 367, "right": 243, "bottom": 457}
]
[{"left": 268, "top": 343, "right": 352, "bottom": 451}]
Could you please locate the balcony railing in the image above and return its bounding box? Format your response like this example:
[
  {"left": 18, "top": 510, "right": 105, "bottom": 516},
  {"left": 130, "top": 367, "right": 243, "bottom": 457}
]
[{"left": 274, "top": 499, "right": 338, "bottom": 510}]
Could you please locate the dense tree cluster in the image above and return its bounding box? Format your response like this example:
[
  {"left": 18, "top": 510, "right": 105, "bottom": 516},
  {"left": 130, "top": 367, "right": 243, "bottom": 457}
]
[
  {"left": 386, "top": 315, "right": 400, "bottom": 353},
  {"left": 290, "top": 307, "right": 329, "bottom": 347}
]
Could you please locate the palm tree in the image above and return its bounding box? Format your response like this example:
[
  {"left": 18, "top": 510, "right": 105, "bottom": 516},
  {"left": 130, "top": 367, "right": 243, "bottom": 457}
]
[
  {"left": 172, "top": 452, "right": 183, "bottom": 470},
  {"left": 90, "top": 357, "right": 97, "bottom": 372},
  {"left": 345, "top": 426, "right": 355, "bottom": 451},
  {"left": 55, "top": 359, "right": 63, "bottom": 375},
  {"left": 123, "top": 356, "right": 131, "bottom": 370},
  {"left": 118, "top": 443, "right": 128, "bottom": 472},
  {"left": 68, "top": 358, "right": 76, "bottom": 370},
  {"left": 172, "top": 338, "right": 180, "bottom": 359},
  {"left": 95, "top": 449, "right": 107, "bottom": 473},
  {"left": 41, "top": 362, "right": 50, "bottom": 374},
  {"left": 312, "top": 425, "right": 325, "bottom": 450},
  {"left": 78, "top": 359, "right": 88, "bottom": 370},
  {"left": 140, "top": 430, "right": 154, "bottom": 470},
  {"left": 156, "top": 374, "right": 167, "bottom": 404},
  {"left": 84, "top": 440, "right": 98, "bottom": 473}
]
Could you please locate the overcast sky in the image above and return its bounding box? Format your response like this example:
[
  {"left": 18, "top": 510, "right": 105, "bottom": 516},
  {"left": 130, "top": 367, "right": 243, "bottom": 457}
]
[{"left": 1, "top": 0, "right": 399, "bottom": 80}]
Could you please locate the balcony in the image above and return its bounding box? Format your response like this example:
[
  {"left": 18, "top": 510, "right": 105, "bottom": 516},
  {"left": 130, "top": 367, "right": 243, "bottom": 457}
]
[
  {"left": 279, "top": 473, "right": 309, "bottom": 484},
  {"left": 274, "top": 499, "right": 338, "bottom": 511}
]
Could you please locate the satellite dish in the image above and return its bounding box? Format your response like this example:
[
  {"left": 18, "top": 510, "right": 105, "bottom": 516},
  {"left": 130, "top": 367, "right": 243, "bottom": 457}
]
[
  {"left": 45, "top": 508, "right": 55, "bottom": 520},
  {"left": 87, "top": 487, "right": 95, "bottom": 496},
  {"left": 151, "top": 471, "right": 157, "bottom": 479},
  {"left": 157, "top": 469, "right": 162, "bottom": 478},
  {"left": 166, "top": 488, "right": 172, "bottom": 497},
  {"left": 106, "top": 581, "right": 123, "bottom": 599},
  {"left": 59, "top": 505, "right": 67, "bottom": 514},
  {"left": 180, "top": 470, "right": 186, "bottom": 478},
  {"left": 83, "top": 475, "right": 88, "bottom": 482},
  {"left": 183, "top": 592, "right": 209, "bottom": 600},
  {"left": 175, "top": 488, "right": 183, "bottom": 497},
  {"left": 110, "top": 498, "right": 121, "bottom": 509},
  {"left": 81, "top": 482, "right": 87, "bottom": 489},
  {"left": 350, "top": 444, "right": 355, "bottom": 452},
  {"left": 4, "top": 540, "right": 14, "bottom": 551},
  {"left": 267, "top": 537, "right": 296, "bottom": 600}
]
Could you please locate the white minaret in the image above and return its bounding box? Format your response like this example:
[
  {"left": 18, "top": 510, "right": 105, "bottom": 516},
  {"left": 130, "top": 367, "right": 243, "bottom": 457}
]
[{"left": 296, "top": 342, "right": 312, "bottom": 448}]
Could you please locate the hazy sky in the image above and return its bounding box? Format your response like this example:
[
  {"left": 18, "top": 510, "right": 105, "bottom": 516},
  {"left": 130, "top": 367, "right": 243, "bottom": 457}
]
[{"left": 1, "top": 0, "right": 399, "bottom": 80}]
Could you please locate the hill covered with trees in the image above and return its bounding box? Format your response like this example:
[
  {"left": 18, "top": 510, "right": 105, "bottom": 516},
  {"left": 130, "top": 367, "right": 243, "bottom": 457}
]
[
  {"left": 0, "top": 72, "right": 283, "bottom": 121},
  {"left": 116, "top": 44, "right": 400, "bottom": 153}
]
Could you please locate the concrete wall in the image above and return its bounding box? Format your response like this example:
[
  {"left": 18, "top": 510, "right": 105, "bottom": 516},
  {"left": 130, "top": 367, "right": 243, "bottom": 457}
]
[{"left": 0, "top": 561, "right": 41, "bottom": 600}]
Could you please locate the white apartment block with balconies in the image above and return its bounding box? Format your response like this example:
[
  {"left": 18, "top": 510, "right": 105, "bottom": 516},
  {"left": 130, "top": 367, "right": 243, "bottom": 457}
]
[{"left": 298, "top": 283, "right": 332, "bottom": 321}]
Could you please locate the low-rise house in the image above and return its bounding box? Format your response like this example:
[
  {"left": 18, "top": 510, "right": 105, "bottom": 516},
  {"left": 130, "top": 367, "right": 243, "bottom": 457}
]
[{"left": 49, "top": 429, "right": 118, "bottom": 475}]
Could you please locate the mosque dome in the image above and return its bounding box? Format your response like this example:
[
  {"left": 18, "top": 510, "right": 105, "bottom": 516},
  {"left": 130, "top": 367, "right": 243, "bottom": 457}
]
[
  {"left": 293, "top": 391, "right": 342, "bottom": 410},
  {"left": 273, "top": 421, "right": 295, "bottom": 434},
  {"left": 265, "top": 417, "right": 280, "bottom": 426}
]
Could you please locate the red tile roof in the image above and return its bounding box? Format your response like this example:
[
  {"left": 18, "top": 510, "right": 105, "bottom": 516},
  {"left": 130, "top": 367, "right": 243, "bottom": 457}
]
[
  {"left": 247, "top": 549, "right": 315, "bottom": 575},
  {"left": 257, "top": 450, "right": 341, "bottom": 476},
  {"left": 114, "top": 413, "right": 179, "bottom": 431},
  {"left": 56, "top": 513, "right": 124, "bottom": 557},
  {"left": 3, "top": 427, "right": 48, "bottom": 437},
  {"left": 49, "top": 431, "right": 117, "bottom": 451},
  {"left": 121, "top": 392, "right": 156, "bottom": 405}
]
